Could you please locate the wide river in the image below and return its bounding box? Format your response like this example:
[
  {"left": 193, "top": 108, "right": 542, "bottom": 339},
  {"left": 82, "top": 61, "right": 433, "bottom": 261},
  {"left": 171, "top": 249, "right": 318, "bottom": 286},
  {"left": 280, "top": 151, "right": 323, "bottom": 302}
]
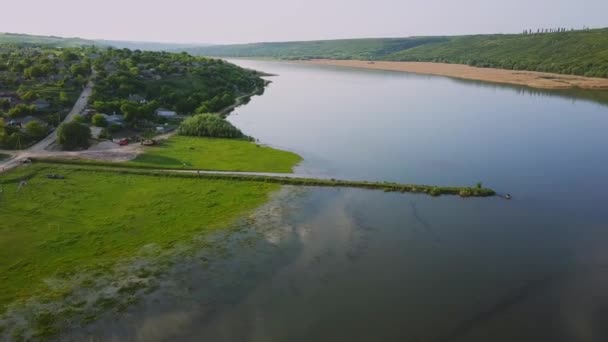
[{"left": 75, "top": 60, "right": 608, "bottom": 341}]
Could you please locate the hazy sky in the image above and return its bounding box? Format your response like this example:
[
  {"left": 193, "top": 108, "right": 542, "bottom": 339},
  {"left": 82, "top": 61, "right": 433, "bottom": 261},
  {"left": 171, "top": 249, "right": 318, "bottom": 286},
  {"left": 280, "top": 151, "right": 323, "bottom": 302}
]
[{"left": 1, "top": 0, "right": 607, "bottom": 44}]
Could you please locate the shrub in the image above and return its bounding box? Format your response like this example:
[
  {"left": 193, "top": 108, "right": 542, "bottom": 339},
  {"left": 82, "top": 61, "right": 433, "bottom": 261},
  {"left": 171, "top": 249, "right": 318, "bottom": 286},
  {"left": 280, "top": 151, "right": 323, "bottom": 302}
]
[
  {"left": 57, "top": 121, "right": 91, "bottom": 150},
  {"left": 178, "top": 113, "right": 247, "bottom": 139}
]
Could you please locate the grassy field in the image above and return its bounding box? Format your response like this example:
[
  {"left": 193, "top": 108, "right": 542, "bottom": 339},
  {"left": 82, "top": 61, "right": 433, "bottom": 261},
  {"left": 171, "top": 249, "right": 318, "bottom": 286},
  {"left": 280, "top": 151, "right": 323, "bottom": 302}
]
[
  {"left": 0, "top": 164, "right": 280, "bottom": 311},
  {"left": 130, "top": 136, "right": 302, "bottom": 173}
]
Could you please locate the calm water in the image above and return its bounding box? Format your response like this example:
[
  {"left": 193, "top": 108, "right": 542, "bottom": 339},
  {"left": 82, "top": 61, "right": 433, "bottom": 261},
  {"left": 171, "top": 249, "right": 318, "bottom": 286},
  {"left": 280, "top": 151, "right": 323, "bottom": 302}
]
[{"left": 73, "top": 61, "right": 608, "bottom": 341}]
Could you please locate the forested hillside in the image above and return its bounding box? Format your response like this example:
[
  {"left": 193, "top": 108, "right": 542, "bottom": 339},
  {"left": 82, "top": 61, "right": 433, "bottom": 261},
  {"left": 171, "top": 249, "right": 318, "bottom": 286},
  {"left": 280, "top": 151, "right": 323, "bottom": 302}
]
[
  {"left": 387, "top": 29, "right": 608, "bottom": 77},
  {"left": 187, "top": 37, "right": 448, "bottom": 60},
  {"left": 190, "top": 28, "right": 608, "bottom": 78}
]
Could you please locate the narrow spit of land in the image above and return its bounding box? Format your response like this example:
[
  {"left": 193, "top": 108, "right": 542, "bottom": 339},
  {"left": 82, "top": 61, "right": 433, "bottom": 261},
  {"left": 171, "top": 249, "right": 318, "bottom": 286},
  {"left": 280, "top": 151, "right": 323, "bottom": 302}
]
[
  {"left": 27, "top": 160, "right": 497, "bottom": 198},
  {"left": 302, "top": 60, "right": 608, "bottom": 90}
]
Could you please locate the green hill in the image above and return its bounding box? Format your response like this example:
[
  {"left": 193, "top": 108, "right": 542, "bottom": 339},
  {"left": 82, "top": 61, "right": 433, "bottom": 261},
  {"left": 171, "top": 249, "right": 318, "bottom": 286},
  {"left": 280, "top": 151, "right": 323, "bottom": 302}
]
[
  {"left": 187, "top": 37, "right": 448, "bottom": 60},
  {"left": 0, "top": 33, "right": 96, "bottom": 47},
  {"left": 189, "top": 28, "right": 608, "bottom": 78}
]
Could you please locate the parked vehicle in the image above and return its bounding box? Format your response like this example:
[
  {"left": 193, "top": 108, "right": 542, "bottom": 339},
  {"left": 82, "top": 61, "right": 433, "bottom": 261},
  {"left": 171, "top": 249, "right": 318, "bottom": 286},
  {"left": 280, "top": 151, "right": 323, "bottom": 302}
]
[
  {"left": 118, "top": 138, "right": 130, "bottom": 146},
  {"left": 8, "top": 120, "right": 22, "bottom": 128}
]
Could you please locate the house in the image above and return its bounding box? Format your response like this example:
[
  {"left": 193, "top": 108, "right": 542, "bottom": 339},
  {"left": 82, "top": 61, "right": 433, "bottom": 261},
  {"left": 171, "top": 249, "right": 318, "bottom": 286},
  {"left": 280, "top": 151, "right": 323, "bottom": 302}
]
[
  {"left": 101, "top": 114, "right": 125, "bottom": 126},
  {"left": 155, "top": 108, "right": 177, "bottom": 118},
  {"left": 21, "top": 116, "right": 47, "bottom": 126},
  {"left": 32, "top": 99, "right": 51, "bottom": 110},
  {"left": 128, "top": 94, "right": 147, "bottom": 104}
]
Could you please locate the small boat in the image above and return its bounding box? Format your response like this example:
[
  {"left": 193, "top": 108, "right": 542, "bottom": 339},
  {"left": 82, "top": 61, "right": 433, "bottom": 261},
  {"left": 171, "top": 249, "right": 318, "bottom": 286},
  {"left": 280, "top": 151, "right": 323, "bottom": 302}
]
[{"left": 505, "top": 194, "right": 512, "bottom": 200}]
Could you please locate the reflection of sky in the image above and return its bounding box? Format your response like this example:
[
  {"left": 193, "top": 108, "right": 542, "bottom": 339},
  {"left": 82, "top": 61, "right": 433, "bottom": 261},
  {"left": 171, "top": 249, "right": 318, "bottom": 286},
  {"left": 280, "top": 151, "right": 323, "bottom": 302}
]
[{"left": 228, "top": 60, "right": 608, "bottom": 218}]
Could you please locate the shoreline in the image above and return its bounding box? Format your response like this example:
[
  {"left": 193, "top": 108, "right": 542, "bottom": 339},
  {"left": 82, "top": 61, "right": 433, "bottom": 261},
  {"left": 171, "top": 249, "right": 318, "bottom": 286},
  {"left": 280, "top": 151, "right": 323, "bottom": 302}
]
[{"left": 301, "top": 59, "right": 608, "bottom": 90}]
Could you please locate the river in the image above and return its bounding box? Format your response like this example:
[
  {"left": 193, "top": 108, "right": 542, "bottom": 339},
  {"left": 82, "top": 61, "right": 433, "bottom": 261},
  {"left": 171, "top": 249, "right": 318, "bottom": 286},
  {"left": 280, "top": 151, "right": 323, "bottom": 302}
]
[{"left": 71, "top": 60, "right": 608, "bottom": 341}]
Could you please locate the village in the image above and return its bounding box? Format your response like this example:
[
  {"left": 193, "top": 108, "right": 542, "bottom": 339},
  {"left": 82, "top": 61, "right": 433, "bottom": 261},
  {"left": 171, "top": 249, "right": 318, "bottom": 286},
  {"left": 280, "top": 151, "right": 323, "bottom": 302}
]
[{"left": 1, "top": 45, "right": 264, "bottom": 151}]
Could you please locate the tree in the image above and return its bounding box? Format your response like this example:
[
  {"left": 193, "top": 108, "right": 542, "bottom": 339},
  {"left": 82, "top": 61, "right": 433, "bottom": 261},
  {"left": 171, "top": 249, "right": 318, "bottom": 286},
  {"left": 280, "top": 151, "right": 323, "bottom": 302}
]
[
  {"left": 8, "top": 104, "right": 36, "bottom": 118},
  {"left": 25, "top": 121, "right": 47, "bottom": 139},
  {"left": 92, "top": 113, "right": 108, "bottom": 127},
  {"left": 21, "top": 91, "right": 38, "bottom": 101},
  {"left": 178, "top": 113, "right": 247, "bottom": 139},
  {"left": 57, "top": 121, "right": 91, "bottom": 150},
  {"left": 0, "top": 99, "right": 10, "bottom": 110},
  {"left": 120, "top": 102, "right": 142, "bottom": 122},
  {"left": 71, "top": 115, "right": 85, "bottom": 124},
  {"left": 58, "top": 91, "right": 71, "bottom": 106}
]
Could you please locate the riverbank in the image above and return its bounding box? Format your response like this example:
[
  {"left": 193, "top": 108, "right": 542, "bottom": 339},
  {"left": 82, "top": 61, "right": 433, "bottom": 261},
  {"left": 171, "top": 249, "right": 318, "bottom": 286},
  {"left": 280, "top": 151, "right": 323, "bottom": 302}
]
[{"left": 302, "top": 59, "right": 608, "bottom": 90}]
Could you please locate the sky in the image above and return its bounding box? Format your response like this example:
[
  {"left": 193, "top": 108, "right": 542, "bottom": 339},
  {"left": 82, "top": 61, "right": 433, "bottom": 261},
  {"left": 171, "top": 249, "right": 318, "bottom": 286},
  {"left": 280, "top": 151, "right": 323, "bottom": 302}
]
[{"left": 1, "top": 0, "right": 607, "bottom": 44}]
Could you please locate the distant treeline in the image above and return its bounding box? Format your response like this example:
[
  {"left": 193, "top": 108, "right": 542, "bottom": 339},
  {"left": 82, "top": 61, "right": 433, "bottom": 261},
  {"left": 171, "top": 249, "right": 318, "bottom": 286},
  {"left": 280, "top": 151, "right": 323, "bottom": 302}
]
[{"left": 188, "top": 28, "right": 608, "bottom": 78}]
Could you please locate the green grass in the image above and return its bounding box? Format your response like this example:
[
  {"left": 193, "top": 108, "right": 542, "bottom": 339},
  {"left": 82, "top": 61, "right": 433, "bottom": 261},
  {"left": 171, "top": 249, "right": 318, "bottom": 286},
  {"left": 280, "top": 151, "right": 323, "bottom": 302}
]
[
  {"left": 0, "top": 164, "right": 280, "bottom": 311},
  {"left": 130, "top": 136, "right": 302, "bottom": 173}
]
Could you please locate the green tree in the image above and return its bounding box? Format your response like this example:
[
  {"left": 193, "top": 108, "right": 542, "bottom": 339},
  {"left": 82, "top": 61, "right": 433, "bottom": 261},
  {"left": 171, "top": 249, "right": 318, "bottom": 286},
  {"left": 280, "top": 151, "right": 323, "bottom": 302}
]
[
  {"left": 120, "top": 102, "right": 141, "bottom": 122},
  {"left": 21, "top": 91, "right": 38, "bottom": 101},
  {"left": 0, "top": 99, "right": 10, "bottom": 110},
  {"left": 58, "top": 91, "right": 71, "bottom": 106},
  {"left": 71, "top": 115, "right": 85, "bottom": 124},
  {"left": 57, "top": 121, "right": 91, "bottom": 150},
  {"left": 178, "top": 113, "right": 247, "bottom": 139},
  {"left": 92, "top": 114, "right": 108, "bottom": 127},
  {"left": 8, "top": 104, "right": 36, "bottom": 118},
  {"left": 25, "top": 121, "right": 47, "bottom": 139}
]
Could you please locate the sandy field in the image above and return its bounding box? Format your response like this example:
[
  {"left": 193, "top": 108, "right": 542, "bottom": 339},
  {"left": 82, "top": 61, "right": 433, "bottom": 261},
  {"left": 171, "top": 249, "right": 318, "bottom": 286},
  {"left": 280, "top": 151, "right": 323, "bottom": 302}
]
[{"left": 303, "top": 60, "right": 608, "bottom": 90}]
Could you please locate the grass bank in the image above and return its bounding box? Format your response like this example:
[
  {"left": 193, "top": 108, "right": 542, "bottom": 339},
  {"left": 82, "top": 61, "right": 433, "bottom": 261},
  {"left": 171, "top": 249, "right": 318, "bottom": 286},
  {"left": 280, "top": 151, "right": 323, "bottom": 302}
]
[
  {"left": 0, "top": 164, "right": 280, "bottom": 312},
  {"left": 0, "top": 153, "right": 10, "bottom": 161},
  {"left": 130, "top": 136, "right": 302, "bottom": 173}
]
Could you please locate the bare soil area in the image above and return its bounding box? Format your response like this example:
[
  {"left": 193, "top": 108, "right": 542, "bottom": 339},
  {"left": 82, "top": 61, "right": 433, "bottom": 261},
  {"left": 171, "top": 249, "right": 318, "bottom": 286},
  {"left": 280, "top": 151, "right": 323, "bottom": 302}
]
[{"left": 304, "top": 60, "right": 608, "bottom": 90}]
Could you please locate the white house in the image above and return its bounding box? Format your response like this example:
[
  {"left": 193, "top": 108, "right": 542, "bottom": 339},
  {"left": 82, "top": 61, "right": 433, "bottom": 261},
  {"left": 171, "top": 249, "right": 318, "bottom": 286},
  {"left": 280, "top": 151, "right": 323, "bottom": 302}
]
[{"left": 155, "top": 108, "right": 177, "bottom": 118}]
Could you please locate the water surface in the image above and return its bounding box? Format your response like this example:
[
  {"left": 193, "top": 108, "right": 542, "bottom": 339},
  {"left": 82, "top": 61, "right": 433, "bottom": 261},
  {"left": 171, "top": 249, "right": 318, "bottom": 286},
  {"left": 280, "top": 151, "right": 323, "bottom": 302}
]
[{"left": 75, "top": 60, "right": 608, "bottom": 341}]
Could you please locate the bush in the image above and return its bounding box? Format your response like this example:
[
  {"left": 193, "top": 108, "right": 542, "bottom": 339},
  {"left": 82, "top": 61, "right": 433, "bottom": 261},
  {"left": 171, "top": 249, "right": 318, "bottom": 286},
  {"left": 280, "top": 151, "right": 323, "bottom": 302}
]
[
  {"left": 178, "top": 113, "right": 247, "bottom": 139},
  {"left": 92, "top": 114, "right": 107, "bottom": 127},
  {"left": 57, "top": 121, "right": 91, "bottom": 150}
]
